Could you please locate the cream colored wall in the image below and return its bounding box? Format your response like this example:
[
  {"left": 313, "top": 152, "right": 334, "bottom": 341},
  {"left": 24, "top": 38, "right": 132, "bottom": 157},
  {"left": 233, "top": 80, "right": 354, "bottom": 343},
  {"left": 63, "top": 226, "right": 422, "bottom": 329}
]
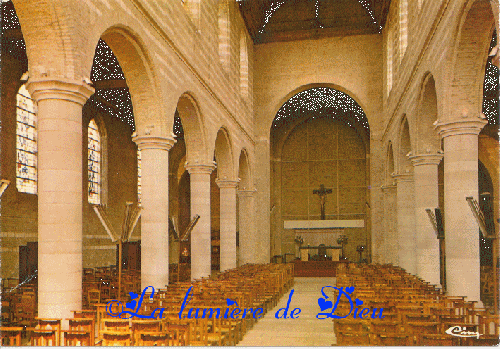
[
  {"left": 253, "top": 34, "right": 384, "bottom": 261},
  {"left": 275, "top": 118, "right": 369, "bottom": 261}
]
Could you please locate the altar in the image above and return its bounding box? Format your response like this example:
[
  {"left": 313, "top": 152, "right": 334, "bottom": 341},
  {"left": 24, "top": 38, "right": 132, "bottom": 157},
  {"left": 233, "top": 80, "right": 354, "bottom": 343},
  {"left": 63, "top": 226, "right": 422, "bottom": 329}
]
[{"left": 284, "top": 219, "right": 364, "bottom": 261}]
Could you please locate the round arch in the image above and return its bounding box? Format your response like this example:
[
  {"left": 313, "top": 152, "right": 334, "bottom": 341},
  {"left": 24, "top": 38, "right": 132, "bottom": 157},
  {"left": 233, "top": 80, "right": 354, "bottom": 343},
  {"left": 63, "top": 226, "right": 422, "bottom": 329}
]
[
  {"left": 397, "top": 116, "right": 413, "bottom": 174},
  {"left": 176, "top": 92, "right": 209, "bottom": 164},
  {"left": 267, "top": 83, "right": 372, "bottom": 133},
  {"left": 214, "top": 127, "right": 236, "bottom": 180},
  {"left": 416, "top": 73, "right": 440, "bottom": 154},
  {"left": 238, "top": 148, "right": 252, "bottom": 190},
  {"left": 447, "top": 0, "right": 496, "bottom": 120},
  {"left": 97, "top": 25, "right": 166, "bottom": 136},
  {"left": 11, "top": 0, "right": 85, "bottom": 81},
  {"left": 386, "top": 141, "right": 395, "bottom": 185}
]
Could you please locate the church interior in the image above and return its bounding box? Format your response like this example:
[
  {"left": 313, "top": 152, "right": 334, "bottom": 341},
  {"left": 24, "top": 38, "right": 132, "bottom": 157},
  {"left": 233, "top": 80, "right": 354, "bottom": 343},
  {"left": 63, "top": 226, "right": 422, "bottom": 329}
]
[{"left": 0, "top": 0, "right": 499, "bottom": 346}]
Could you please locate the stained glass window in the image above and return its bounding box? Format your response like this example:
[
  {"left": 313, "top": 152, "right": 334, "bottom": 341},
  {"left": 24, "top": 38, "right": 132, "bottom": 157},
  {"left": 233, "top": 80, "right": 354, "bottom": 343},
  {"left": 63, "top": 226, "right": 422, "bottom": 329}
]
[
  {"left": 16, "top": 84, "right": 37, "bottom": 194},
  {"left": 88, "top": 119, "right": 101, "bottom": 204},
  {"left": 137, "top": 149, "right": 142, "bottom": 203}
]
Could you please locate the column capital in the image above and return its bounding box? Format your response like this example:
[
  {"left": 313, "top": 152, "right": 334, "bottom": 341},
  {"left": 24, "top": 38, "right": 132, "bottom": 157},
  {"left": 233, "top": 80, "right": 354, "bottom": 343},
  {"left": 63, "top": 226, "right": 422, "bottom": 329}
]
[
  {"left": 215, "top": 179, "right": 240, "bottom": 189},
  {"left": 26, "top": 77, "right": 95, "bottom": 106},
  {"left": 133, "top": 135, "right": 176, "bottom": 151},
  {"left": 435, "top": 117, "right": 488, "bottom": 138},
  {"left": 238, "top": 189, "right": 257, "bottom": 197},
  {"left": 185, "top": 161, "right": 216, "bottom": 175},
  {"left": 392, "top": 173, "right": 413, "bottom": 182},
  {"left": 409, "top": 153, "right": 443, "bottom": 167}
]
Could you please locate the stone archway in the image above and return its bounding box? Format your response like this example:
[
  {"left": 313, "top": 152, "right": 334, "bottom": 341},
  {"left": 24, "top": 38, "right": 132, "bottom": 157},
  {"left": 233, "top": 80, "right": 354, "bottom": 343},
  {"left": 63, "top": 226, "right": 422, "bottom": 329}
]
[
  {"left": 237, "top": 149, "right": 255, "bottom": 266},
  {"left": 214, "top": 127, "right": 237, "bottom": 272},
  {"left": 270, "top": 86, "right": 370, "bottom": 262},
  {"left": 395, "top": 117, "right": 416, "bottom": 274},
  {"left": 411, "top": 73, "right": 444, "bottom": 286},
  {"left": 381, "top": 142, "right": 398, "bottom": 266}
]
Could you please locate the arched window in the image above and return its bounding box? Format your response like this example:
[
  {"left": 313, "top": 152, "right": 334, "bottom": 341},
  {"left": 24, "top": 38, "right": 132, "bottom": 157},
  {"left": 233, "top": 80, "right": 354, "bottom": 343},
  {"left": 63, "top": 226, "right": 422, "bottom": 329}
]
[
  {"left": 16, "top": 84, "right": 37, "bottom": 194},
  {"left": 137, "top": 149, "right": 142, "bottom": 203},
  {"left": 399, "top": 0, "right": 408, "bottom": 62},
  {"left": 88, "top": 119, "right": 101, "bottom": 204},
  {"left": 240, "top": 33, "right": 249, "bottom": 98},
  {"left": 218, "top": 0, "right": 230, "bottom": 71},
  {"left": 387, "top": 26, "right": 394, "bottom": 96}
]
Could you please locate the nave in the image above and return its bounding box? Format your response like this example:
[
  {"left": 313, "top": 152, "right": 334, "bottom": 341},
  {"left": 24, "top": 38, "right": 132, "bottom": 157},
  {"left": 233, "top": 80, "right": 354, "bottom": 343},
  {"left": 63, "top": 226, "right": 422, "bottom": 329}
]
[
  {"left": 2, "top": 262, "right": 500, "bottom": 346},
  {"left": 237, "top": 277, "right": 336, "bottom": 347}
]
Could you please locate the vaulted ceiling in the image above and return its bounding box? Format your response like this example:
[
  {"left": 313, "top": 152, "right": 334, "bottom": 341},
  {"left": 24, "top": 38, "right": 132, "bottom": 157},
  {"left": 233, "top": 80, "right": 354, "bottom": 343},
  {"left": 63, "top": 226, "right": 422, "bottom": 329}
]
[{"left": 237, "top": 0, "right": 392, "bottom": 44}]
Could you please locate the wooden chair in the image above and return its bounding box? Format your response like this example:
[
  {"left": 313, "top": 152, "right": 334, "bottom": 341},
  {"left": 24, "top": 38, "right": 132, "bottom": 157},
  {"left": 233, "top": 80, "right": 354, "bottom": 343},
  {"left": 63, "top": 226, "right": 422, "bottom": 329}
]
[
  {"left": 418, "top": 334, "right": 459, "bottom": 346},
  {"left": 131, "top": 319, "right": 161, "bottom": 344},
  {"left": 88, "top": 289, "right": 100, "bottom": 307},
  {"left": 374, "top": 333, "right": 411, "bottom": 345},
  {"left": 137, "top": 332, "right": 170, "bottom": 346},
  {"left": 101, "top": 318, "right": 130, "bottom": 332},
  {"left": 63, "top": 331, "right": 94, "bottom": 346},
  {"left": 65, "top": 318, "right": 95, "bottom": 345},
  {"left": 186, "top": 316, "right": 209, "bottom": 346},
  {"left": 1, "top": 301, "right": 11, "bottom": 325},
  {"left": 459, "top": 314, "right": 500, "bottom": 346},
  {"left": 370, "top": 320, "right": 401, "bottom": 333},
  {"left": 14, "top": 293, "right": 37, "bottom": 327},
  {"left": 478, "top": 314, "right": 500, "bottom": 338},
  {"left": 336, "top": 331, "right": 371, "bottom": 346},
  {"left": 0, "top": 326, "right": 23, "bottom": 346},
  {"left": 30, "top": 330, "right": 58, "bottom": 346},
  {"left": 166, "top": 323, "right": 190, "bottom": 346},
  {"left": 334, "top": 319, "right": 368, "bottom": 334},
  {"left": 35, "top": 318, "right": 62, "bottom": 346},
  {"left": 100, "top": 330, "right": 132, "bottom": 346}
]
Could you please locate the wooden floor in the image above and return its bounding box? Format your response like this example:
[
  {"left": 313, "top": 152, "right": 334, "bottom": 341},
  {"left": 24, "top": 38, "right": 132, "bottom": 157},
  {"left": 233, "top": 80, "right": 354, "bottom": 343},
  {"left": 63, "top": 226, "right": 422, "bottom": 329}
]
[{"left": 237, "top": 277, "right": 337, "bottom": 346}]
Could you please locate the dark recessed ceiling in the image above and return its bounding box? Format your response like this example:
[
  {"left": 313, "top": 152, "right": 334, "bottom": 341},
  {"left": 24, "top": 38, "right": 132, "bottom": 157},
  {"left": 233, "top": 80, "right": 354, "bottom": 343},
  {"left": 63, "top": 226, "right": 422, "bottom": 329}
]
[{"left": 237, "top": 0, "right": 392, "bottom": 44}]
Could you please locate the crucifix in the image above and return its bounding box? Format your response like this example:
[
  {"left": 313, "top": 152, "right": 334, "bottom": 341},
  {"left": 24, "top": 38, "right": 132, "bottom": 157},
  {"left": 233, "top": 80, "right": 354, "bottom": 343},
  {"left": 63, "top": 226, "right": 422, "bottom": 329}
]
[{"left": 313, "top": 184, "right": 333, "bottom": 220}]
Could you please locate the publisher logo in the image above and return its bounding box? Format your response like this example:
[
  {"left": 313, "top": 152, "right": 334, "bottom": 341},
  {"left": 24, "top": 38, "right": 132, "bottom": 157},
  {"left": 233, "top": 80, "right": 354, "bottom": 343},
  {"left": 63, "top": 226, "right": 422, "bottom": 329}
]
[{"left": 445, "top": 325, "right": 482, "bottom": 339}]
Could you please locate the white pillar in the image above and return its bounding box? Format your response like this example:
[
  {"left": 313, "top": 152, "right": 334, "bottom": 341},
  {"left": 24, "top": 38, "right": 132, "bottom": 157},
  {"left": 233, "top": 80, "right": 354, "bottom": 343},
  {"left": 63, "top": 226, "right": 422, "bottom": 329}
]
[
  {"left": 216, "top": 179, "right": 239, "bottom": 272},
  {"left": 133, "top": 135, "right": 175, "bottom": 290},
  {"left": 381, "top": 184, "right": 398, "bottom": 266},
  {"left": 238, "top": 189, "right": 256, "bottom": 265},
  {"left": 436, "top": 118, "right": 487, "bottom": 301},
  {"left": 410, "top": 154, "right": 443, "bottom": 286},
  {"left": 394, "top": 173, "right": 416, "bottom": 274},
  {"left": 254, "top": 139, "right": 270, "bottom": 263},
  {"left": 186, "top": 162, "right": 215, "bottom": 280},
  {"left": 27, "top": 78, "right": 93, "bottom": 320}
]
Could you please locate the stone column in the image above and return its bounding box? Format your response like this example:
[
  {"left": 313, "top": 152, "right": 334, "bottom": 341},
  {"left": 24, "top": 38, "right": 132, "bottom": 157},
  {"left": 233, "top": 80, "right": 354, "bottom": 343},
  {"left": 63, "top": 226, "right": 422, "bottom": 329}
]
[
  {"left": 254, "top": 138, "right": 270, "bottom": 263},
  {"left": 410, "top": 154, "right": 443, "bottom": 286},
  {"left": 185, "top": 162, "right": 215, "bottom": 280},
  {"left": 393, "top": 173, "right": 416, "bottom": 274},
  {"left": 216, "top": 179, "right": 239, "bottom": 272},
  {"left": 381, "top": 184, "right": 398, "bottom": 266},
  {"left": 133, "top": 135, "right": 175, "bottom": 290},
  {"left": 26, "top": 78, "right": 93, "bottom": 320},
  {"left": 436, "top": 117, "right": 487, "bottom": 301},
  {"left": 238, "top": 189, "right": 256, "bottom": 265}
]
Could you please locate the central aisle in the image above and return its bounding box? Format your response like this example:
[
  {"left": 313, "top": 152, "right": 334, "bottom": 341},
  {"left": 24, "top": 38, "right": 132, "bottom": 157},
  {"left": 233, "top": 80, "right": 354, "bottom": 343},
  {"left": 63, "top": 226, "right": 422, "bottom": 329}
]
[{"left": 237, "top": 277, "right": 337, "bottom": 346}]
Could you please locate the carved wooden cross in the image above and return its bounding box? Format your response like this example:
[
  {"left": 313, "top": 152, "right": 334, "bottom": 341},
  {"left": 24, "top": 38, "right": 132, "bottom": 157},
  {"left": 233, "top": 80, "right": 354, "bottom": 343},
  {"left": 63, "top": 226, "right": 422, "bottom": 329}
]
[{"left": 313, "top": 184, "right": 333, "bottom": 220}]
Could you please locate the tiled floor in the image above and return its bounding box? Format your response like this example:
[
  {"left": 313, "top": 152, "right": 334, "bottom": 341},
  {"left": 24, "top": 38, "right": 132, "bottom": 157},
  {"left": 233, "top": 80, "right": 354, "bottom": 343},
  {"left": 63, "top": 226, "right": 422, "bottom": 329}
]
[{"left": 237, "top": 277, "right": 337, "bottom": 346}]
